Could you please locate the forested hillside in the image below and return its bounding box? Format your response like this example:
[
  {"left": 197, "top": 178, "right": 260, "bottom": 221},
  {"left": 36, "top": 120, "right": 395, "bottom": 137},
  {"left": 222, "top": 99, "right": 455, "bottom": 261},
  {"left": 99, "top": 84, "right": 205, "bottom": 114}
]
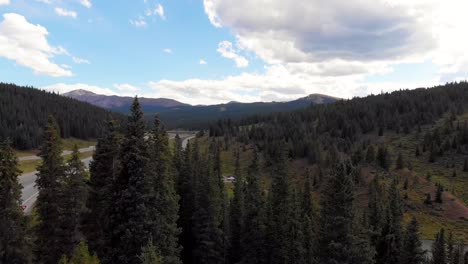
[
  {"left": 3, "top": 85, "right": 468, "bottom": 264},
  {"left": 0, "top": 83, "right": 123, "bottom": 149}
]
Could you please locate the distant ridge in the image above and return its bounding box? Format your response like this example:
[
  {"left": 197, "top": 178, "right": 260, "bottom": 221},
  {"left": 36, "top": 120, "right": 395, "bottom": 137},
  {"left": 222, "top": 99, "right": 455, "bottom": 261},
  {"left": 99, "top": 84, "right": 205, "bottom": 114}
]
[
  {"left": 63, "top": 89, "right": 188, "bottom": 113},
  {"left": 63, "top": 89, "right": 339, "bottom": 129}
]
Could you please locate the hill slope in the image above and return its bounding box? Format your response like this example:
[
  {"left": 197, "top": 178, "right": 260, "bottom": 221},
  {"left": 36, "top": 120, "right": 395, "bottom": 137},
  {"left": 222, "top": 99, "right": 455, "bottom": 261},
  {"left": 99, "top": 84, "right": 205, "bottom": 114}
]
[
  {"left": 213, "top": 82, "right": 468, "bottom": 240},
  {"left": 0, "top": 83, "right": 123, "bottom": 149}
]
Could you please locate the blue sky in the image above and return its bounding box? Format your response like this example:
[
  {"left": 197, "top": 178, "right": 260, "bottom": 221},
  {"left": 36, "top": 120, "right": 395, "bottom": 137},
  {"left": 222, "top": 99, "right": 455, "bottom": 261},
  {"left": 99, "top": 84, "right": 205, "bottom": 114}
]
[{"left": 0, "top": 0, "right": 467, "bottom": 104}]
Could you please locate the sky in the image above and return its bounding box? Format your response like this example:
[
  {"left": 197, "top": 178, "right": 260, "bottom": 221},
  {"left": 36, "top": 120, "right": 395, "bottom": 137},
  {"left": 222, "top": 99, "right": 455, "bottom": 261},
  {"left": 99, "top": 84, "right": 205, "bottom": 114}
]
[{"left": 1, "top": 0, "right": 468, "bottom": 105}]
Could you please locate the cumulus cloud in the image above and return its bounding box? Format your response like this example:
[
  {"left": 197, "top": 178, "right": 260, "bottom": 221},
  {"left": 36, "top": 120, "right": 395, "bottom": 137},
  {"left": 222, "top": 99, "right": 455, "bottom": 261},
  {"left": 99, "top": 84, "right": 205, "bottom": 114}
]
[
  {"left": 199, "top": 59, "right": 207, "bottom": 65},
  {"left": 55, "top": 7, "right": 78, "bottom": 18},
  {"left": 79, "top": 0, "right": 92, "bottom": 8},
  {"left": 72, "top": 56, "right": 90, "bottom": 64},
  {"left": 217, "top": 41, "right": 249, "bottom": 68},
  {"left": 0, "top": 0, "right": 10, "bottom": 6},
  {"left": 163, "top": 48, "right": 172, "bottom": 54},
  {"left": 0, "top": 13, "right": 72, "bottom": 77},
  {"left": 36, "top": 0, "right": 52, "bottom": 4},
  {"left": 205, "top": 0, "right": 435, "bottom": 65},
  {"left": 42, "top": 83, "right": 116, "bottom": 95}
]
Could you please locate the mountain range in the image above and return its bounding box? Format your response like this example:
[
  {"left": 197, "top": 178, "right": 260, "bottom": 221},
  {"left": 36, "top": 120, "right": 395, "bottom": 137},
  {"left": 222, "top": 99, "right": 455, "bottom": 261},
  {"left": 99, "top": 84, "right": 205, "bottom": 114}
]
[{"left": 63, "top": 89, "right": 339, "bottom": 129}]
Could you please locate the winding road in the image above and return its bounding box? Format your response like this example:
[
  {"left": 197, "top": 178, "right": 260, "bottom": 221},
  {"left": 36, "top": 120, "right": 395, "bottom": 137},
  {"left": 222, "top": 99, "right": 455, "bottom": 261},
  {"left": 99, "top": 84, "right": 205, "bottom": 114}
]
[{"left": 18, "top": 133, "right": 195, "bottom": 214}]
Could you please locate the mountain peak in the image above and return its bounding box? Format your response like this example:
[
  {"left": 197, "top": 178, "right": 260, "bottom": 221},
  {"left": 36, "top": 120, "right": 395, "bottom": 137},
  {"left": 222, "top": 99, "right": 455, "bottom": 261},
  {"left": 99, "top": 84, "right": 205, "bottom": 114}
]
[
  {"left": 64, "top": 89, "right": 98, "bottom": 96},
  {"left": 296, "top": 93, "right": 339, "bottom": 104}
]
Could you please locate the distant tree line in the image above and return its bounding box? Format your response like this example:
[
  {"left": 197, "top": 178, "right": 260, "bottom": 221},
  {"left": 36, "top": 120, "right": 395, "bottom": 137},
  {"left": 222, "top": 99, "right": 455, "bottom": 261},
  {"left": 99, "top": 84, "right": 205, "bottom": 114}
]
[{"left": 0, "top": 83, "right": 123, "bottom": 150}]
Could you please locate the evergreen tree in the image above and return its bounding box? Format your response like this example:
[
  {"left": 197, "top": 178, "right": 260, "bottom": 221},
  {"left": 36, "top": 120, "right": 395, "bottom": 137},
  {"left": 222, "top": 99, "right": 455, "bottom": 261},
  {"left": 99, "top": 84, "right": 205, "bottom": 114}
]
[
  {"left": 177, "top": 142, "right": 195, "bottom": 264},
  {"left": 368, "top": 175, "right": 386, "bottom": 249},
  {"left": 241, "top": 148, "right": 267, "bottom": 264},
  {"left": 447, "top": 232, "right": 455, "bottom": 264},
  {"left": 350, "top": 212, "right": 376, "bottom": 264},
  {"left": 0, "top": 140, "right": 29, "bottom": 264},
  {"left": 401, "top": 217, "right": 425, "bottom": 264},
  {"left": 318, "top": 160, "right": 355, "bottom": 264},
  {"left": 191, "top": 140, "right": 225, "bottom": 264},
  {"left": 35, "top": 116, "right": 67, "bottom": 264},
  {"left": 286, "top": 189, "right": 306, "bottom": 264},
  {"left": 229, "top": 150, "right": 245, "bottom": 264},
  {"left": 145, "top": 115, "right": 181, "bottom": 264},
  {"left": 59, "top": 241, "right": 100, "bottom": 264},
  {"left": 110, "top": 98, "right": 150, "bottom": 264},
  {"left": 380, "top": 178, "right": 404, "bottom": 264},
  {"left": 435, "top": 183, "right": 444, "bottom": 203},
  {"left": 266, "top": 145, "right": 292, "bottom": 264},
  {"left": 84, "top": 120, "right": 121, "bottom": 262},
  {"left": 432, "top": 228, "right": 447, "bottom": 264},
  {"left": 61, "top": 145, "right": 88, "bottom": 257},
  {"left": 396, "top": 152, "right": 404, "bottom": 170},
  {"left": 366, "top": 145, "right": 375, "bottom": 163},
  {"left": 302, "top": 169, "right": 317, "bottom": 264},
  {"left": 139, "top": 239, "right": 162, "bottom": 264},
  {"left": 377, "top": 145, "right": 391, "bottom": 170}
]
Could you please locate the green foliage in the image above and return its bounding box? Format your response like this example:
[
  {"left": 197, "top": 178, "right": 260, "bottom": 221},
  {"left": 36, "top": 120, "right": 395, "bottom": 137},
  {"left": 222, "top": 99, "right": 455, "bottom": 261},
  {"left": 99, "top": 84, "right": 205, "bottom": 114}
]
[
  {"left": 110, "top": 97, "right": 150, "bottom": 264},
  {"left": 229, "top": 150, "right": 245, "bottom": 264},
  {"left": 241, "top": 148, "right": 267, "bottom": 264},
  {"left": 318, "top": 160, "right": 355, "bottom": 264},
  {"left": 145, "top": 115, "right": 181, "bottom": 264},
  {"left": 59, "top": 241, "right": 100, "bottom": 264},
  {"left": 84, "top": 120, "right": 121, "bottom": 262},
  {"left": 139, "top": 239, "right": 162, "bottom": 264},
  {"left": 0, "top": 140, "right": 29, "bottom": 263},
  {"left": 401, "top": 217, "right": 425, "bottom": 264},
  {"left": 35, "top": 116, "right": 67, "bottom": 264},
  {"left": 0, "top": 83, "right": 122, "bottom": 150},
  {"left": 432, "top": 228, "right": 447, "bottom": 264},
  {"left": 60, "top": 145, "right": 88, "bottom": 256}
]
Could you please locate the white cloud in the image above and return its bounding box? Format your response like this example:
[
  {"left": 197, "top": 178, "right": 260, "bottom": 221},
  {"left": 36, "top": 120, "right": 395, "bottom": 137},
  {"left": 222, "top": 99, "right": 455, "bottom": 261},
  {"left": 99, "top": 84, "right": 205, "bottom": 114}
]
[
  {"left": 0, "top": 0, "right": 10, "bottom": 5},
  {"left": 61, "top": 64, "right": 72, "bottom": 69},
  {"left": 147, "top": 64, "right": 441, "bottom": 105},
  {"left": 36, "top": 0, "right": 51, "bottom": 4},
  {"left": 55, "top": 7, "right": 77, "bottom": 18},
  {"left": 154, "top": 4, "right": 165, "bottom": 20},
  {"left": 146, "top": 4, "right": 165, "bottom": 20},
  {"left": 79, "top": 0, "right": 92, "bottom": 8},
  {"left": 0, "top": 13, "right": 72, "bottom": 77},
  {"left": 114, "top": 83, "right": 140, "bottom": 92},
  {"left": 163, "top": 48, "right": 172, "bottom": 54},
  {"left": 217, "top": 41, "right": 248, "bottom": 68},
  {"left": 72, "top": 56, "right": 90, "bottom": 64},
  {"left": 197, "top": 0, "right": 468, "bottom": 102},
  {"left": 130, "top": 19, "right": 147, "bottom": 27},
  {"left": 42, "top": 83, "right": 116, "bottom": 95},
  {"left": 199, "top": 59, "right": 207, "bottom": 65}
]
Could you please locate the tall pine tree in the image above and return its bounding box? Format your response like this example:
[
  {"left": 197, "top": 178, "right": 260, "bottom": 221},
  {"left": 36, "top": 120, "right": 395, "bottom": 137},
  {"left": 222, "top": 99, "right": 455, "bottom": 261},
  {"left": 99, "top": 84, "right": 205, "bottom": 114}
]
[
  {"left": 401, "top": 217, "right": 425, "bottom": 264},
  {"left": 241, "top": 148, "right": 266, "bottom": 264},
  {"left": 145, "top": 115, "right": 181, "bottom": 264},
  {"left": 110, "top": 98, "right": 149, "bottom": 264},
  {"left": 61, "top": 145, "right": 88, "bottom": 257},
  {"left": 318, "top": 160, "right": 355, "bottom": 264},
  {"left": 0, "top": 140, "right": 29, "bottom": 263},
  {"left": 229, "top": 150, "right": 245, "bottom": 264},
  {"left": 35, "top": 116, "right": 67, "bottom": 264},
  {"left": 84, "top": 120, "right": 121, "bottom": 263}
]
